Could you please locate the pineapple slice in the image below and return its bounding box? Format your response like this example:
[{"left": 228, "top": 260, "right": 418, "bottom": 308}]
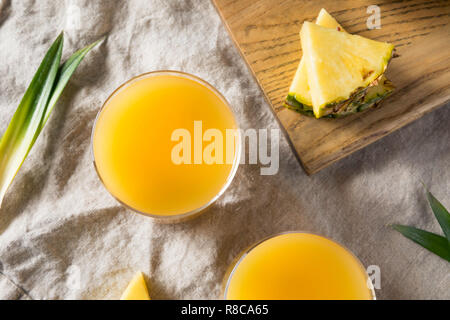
[
  {"left": 316, "top": 8, "right": 345, "bottom": 29},
  {"left": 301, "top": 21, "right": 394, "bottom": 118},
  {"left": 285, "top": 9, "right": 395, "bottom": 118},
  {"left": 288, "top": 9, "right": 344, "bottom": 107},
  {"left": 120, "top": 272, "right": 151, "bottom": 300}
]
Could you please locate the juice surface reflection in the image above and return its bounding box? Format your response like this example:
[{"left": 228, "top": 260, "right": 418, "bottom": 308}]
[{"left": 225, "top": 233, "right": 373, "bottom": 300}]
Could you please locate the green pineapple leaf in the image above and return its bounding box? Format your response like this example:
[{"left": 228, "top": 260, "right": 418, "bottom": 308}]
[
  {"left": 426, "top": 191, "right": 450, "bottom": 244},
  {"left": 0, "top": 33, "right": 101, "bottom": 208},
  {"left": 41, "top": 37, "right": 104, "bottom": 132},
  {"left": 0, "top": 33, "right": 63, "bottom": 208},
  {"left": 392, "top": 225, "right": 450, "bottom": 262},
  {"left": 392, "top": 190, "right": 450, "bottom": 262}
]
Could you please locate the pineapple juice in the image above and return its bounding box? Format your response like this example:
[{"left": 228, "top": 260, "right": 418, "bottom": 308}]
[
  {"left": 224, "top": 233, "right": 374, "bottom": 300},
  {"left": 93, "top": 72, "right": 239, "bottom": 219}
]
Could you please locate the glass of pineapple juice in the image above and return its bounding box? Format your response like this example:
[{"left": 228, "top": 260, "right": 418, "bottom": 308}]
[
  {"left": 92, "top": 71, "right": 240, "bottom": 222},
  {"left": 223, "top": 232, "right": 375, "bottom": 300}
]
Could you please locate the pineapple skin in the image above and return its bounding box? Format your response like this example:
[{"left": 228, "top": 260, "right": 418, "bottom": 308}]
[{"left": 285, "top": 76, "right": 394, "bottom": 118}]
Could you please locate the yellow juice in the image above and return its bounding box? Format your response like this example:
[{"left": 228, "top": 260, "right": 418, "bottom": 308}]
[
  {"left": 225, "top": 233, "right": 373, "bottom": 300},
  {"left": 93, "top": 72, "right": 239, "bottom": 218}
]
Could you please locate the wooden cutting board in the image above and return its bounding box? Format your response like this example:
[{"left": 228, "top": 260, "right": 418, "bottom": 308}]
[{"left": 212, "top": 0, "right": 450, "bottom": 174}]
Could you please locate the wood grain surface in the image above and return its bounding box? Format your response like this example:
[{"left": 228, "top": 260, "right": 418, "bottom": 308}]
[{"left": 212, "top": 0, "right": 450, "bottom": 174}]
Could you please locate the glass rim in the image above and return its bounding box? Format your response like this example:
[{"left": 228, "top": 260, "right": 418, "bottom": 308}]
[
  {"left": 90, "top": 70, "right": 241, "bottom": 222},
  {"left": 223, "top": 231, "right": 376, "bottom": 300}
]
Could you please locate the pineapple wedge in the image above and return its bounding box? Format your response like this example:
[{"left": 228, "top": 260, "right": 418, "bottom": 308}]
[
  {"left": 120, "top": 272, "right": 151, "bottom": 300},
  {"left": 288, "top": 9, "right": 346, "bottom": 108},
  {"left": 285, "top": 9, "right": 394, "bottom": 118},
  {"left": 301, "top": 21, "right": 394, "bottom": 118}
]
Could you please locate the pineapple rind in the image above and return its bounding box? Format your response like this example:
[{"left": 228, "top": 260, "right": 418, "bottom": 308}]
[
  {"left": 284, "top": 94, "right": 314, "bottom": 116},
  {"left": 285, "top": 75, "right": 394, "bottom": 118},
  {"left": 329, "top": 77, "right": 394, "bottom": 118}
]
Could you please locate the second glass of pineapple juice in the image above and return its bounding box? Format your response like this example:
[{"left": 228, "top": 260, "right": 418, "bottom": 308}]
[
  {"left": 223, "top": 232, "right": 375, "bottom": 300},
  {"left": 92, "top": 71, "right": 240, "bottom": 222}
]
